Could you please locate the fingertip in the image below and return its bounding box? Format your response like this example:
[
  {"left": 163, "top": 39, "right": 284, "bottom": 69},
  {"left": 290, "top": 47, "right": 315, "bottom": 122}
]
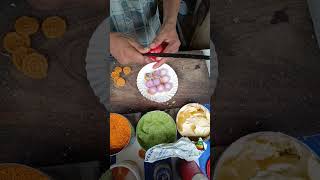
[
  {"left": 144, "top": 57, "right": 152, "bottom": 63},
  {"left": 152, "top": 63, "right": 160, "bottom": 69}
]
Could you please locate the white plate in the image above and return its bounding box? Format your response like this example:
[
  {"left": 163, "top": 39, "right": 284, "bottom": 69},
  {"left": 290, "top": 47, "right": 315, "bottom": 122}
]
[
  {"left": 136, "top": 62, "right": 178, "bottom": 103},
  {"left": 85, "top": 18, "right": 109, "bottom": 109}
]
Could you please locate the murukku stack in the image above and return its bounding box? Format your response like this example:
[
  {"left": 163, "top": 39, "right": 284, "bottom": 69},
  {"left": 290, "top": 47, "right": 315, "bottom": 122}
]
[
  {"left": 2, "top": 15, "right": 67, "bottom": 79},
  {"left": 110, "top": 66, "right": 132, "bottom": 88}
]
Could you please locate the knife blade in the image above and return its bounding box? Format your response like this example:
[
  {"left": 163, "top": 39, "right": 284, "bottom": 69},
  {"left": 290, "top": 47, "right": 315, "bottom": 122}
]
[{"left": 143, "top": 53, "right": 210, "bottom": 60}]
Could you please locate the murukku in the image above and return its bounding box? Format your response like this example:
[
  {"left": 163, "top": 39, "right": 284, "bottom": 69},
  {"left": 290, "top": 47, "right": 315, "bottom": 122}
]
[
  {"left": 111, "top": 71, "right": 120, "bottom": 78},
  {"left": 115, "top": 77, "right": 126, "bottom": 87},
  {"left": 14, "top": 16, "right": 39, "bottom": 35},
  {"left": 41, "top": 16, "right": 67, "bottom": 38},
  {"left": 12, "top": 47, "right": 36, "bottom": 71},
  {"left": 21, "top": 52, "right": 48, "bottom": 79},
  {"left": 123, "top": 66, "right": 131, "bottom": 75},
  {"left": 114, "top": 66, "right": 122, "bottom": 73},
  {"left": 3, "top": 32, "right": 31, "bottom": 53}
]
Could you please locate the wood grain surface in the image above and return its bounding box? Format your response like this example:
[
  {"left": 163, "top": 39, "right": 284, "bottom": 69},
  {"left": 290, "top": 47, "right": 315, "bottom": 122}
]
[
  {"left": 110, "top": 58, "right": 211, "bottom": 114},
  {"left": 212, "top": 0, "right": 320, "bottom": 154},
  {"left": 0, "top": 0, "right": 107, "bottom": 166}
]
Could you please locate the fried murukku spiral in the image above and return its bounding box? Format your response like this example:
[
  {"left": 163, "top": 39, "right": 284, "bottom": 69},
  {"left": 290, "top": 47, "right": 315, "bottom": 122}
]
[
  {"left": 14, "top": 16, "right": 39, "bottom": 35},
  {"left": 41, "top": 16, "right": 67, "bottom": 38},
  {"left": 21, "top": 52, "right": 48, "bottom": 79},
  {"left": 3, "top": 32, "right": 31, "bottom": 53},
  {"left": 12, "top": 47, "right": 36, "bottom": 71}
]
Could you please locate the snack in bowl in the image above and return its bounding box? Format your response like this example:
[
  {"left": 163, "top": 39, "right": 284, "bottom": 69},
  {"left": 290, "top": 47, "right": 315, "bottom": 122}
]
[
  {"left": 136, "top": 111, "right": 177, "bottom": 150},
  {"left": 110, "top": 113, "right": 132, "bottom": 155},
  {"left": 176, "top": 103, "right": 210, "bottom": 139},
  {"left": 214, "top": 132, "right": 320, "bottom": 180}
]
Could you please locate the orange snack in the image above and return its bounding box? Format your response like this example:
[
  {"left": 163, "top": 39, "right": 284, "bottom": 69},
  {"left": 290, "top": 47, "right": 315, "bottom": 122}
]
[
  {"left": 123, "top": 66, "right": 131, "bottom": 75},
  {"left": 21, "top": 52, "right": 48, "bottom": 79},
  {"left": 114, "top": 66, "right": 122, "bottom": 73},
  {"left": 12, "top": 47, "right": 36, "bottom": 71},
  {"left": 115, "top": 77, "right": 126, "bottom": 87},
  {"left": 112, "top": 76, "right": 120, "bottom": 83},
  {"left": 42, "top": 16, "right": 67, "bottom": 38},
  {"left": 15, "top": 16, "right": 39, "bottom": 35},
  {"left": 110, "top": 113, "right": 131, "bottom": 154},
  {"left": 3, "top": 32, "right": 31, "bottom": 53},
  {"left": 111, "top": 71, "right": 120, "bottom": 78}
]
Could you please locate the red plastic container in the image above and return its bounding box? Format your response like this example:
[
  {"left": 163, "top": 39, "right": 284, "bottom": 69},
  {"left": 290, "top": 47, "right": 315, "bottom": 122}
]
[
  {"left": 206, "top": 159, "right": 210, "bottom": 179},
  {"left": 178, "top": 160, "right": 203, "bottom": 180}
]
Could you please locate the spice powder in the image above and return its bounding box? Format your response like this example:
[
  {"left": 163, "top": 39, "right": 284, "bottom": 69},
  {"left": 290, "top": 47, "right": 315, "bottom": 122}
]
[{"left": 110, "top": 113, "right": 131, "bottom": 154}]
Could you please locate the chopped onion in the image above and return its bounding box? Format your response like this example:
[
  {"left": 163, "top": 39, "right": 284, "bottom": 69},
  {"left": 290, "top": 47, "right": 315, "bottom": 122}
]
[
  {"left": 164, "top": 83, "right": 173, "bottom": 91},
  {"left": 145, "top": 80, "right": 154, "bottom": 88},
  {"left": 153, "top": 79, "right": 161, "bottom": 86},
  {"left": 148, "top": 87, "right": 157, "bottom": 95},
  {"left": 160, "top": 69, "right": 168, "bottom": 76},
  {"left": 157, "top": 84, "right": 165, "bottom": 92},
  {"left": 160, "top": 75, "right": 170, "bottom": 83}
]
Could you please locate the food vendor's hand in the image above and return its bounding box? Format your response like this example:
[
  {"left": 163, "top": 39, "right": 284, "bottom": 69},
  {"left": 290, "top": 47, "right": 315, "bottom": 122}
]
[
  {"left": 110, "top": 32, "right": 152, "bottom": 65},
  {"left": 150, "top": 23, "right": 181, "bottom": 68}
]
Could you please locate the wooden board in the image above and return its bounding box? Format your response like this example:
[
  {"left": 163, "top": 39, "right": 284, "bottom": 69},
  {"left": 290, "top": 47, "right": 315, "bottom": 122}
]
[{"left": 110, "top": 58, "right": 210, "bottom": 114}]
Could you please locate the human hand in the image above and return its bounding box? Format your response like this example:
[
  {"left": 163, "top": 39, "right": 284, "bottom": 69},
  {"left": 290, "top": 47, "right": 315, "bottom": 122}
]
[
  {"left": 110, "top": 32, "right": 152, "bottom": 65},
  {"left": 149, "top": 23, "right": 181, "bottom": 68}
]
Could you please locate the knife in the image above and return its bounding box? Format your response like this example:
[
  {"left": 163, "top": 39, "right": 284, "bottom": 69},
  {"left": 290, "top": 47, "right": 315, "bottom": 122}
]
[{"left": 143, "top": 53, "right": 210, "bottom": 60}]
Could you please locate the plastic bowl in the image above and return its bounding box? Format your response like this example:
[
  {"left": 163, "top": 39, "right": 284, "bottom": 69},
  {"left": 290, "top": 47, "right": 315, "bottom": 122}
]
[{"left": 110, "top": 160, "right": 142, "bottom": 180}]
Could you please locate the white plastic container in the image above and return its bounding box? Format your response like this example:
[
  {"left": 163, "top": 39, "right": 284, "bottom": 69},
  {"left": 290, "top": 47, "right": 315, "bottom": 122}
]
[{"left": 110, "top": 160, "right": 142, "bottom": 180}]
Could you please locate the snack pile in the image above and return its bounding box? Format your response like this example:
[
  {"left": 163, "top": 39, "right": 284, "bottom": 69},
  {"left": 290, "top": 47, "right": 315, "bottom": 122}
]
[
  {"left": 2, "top": 16, "right": 67, "bottom": 79},
  {"left": 111, "top": 66, "right": 132, "bottom": 88}
]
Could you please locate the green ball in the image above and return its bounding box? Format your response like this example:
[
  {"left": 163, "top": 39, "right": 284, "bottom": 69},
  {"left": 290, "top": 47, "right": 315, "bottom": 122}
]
[{"left": 136, "top": 111, "right": 177, "bottom": 150}]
